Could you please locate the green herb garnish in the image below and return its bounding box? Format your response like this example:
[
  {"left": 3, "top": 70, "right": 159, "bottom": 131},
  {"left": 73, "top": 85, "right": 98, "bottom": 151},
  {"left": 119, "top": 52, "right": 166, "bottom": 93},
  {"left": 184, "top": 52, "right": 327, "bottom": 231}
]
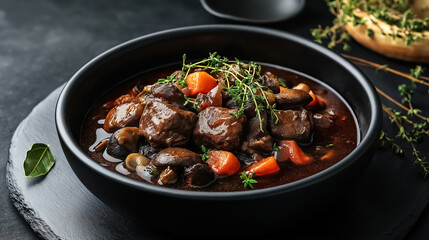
[
  {"left": 273, "top": 143, "right": 279, "bottom": 151},
  {"left": 240, "top": 171, "right": 258, "bottom": 189},
  {"left": 182, "top": 52, "right": 279, "bottom": 131},
  {"left": 146, "top": 165, "right": 159, "bottom": 176},
  {"left": 23, "top": 143, "right": 55, "bottom": 178},
  {"left": 157, "top": 74, "right": 176, "bottom": 84},
  {"left": 184, "top": 95, "right": 200, "bottom": 112},
  {"left": 200, "top": 145, "right": 210, "bottom": 162},
  {"left": 158, "top": 74, "right": 187, "bottom": 87}
]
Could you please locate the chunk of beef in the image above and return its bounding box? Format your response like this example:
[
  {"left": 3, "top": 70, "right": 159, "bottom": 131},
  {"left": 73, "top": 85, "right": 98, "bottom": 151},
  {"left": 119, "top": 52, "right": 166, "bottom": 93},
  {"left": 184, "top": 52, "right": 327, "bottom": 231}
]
[
  {"left": 170, "top": 70, "right": 185, "bottom": 81},
  {"left": 151, "top": 148, "right": 201, "bottom": 170},
  {"left": 152, "top": 83, "right": 186, "bottom": 107},
  {"left": 224, "top": 99, "right": 257, "bottom": 118},
  {"left": 137, "top": 84, "right": 186, "bottom": 109},
  {"left": 193, "top": 107, "right": 246, "bottom": 151},
  {"left": 275, "top": 89, "right": 313, "bottom": 109},
  {"left": 260, "top": 73, "right": 280, "bottom": 93},
  {"left": 104, "top": 102, "right": 144, "bottom": 133},
  {"left": 139, "top": 101, "right": 197, "bottom": 149},
  {"left": 270, "top": 109, "right": 313, "bottom": 143},
  {"left": 196, "top": 85, "right": 222, "bottom": 111},
  {"left": 241, "top": 111, "right": 273, "bottom": 156}
]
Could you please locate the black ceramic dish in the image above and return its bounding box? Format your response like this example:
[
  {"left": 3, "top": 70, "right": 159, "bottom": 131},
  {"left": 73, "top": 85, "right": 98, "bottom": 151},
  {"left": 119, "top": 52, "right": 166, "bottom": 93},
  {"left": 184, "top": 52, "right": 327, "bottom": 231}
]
[
  {"left": 200, "top": 0, "right": 306, "bottom": 24},
  {"left": 56, "top": 25, "right": 382, "bottom": 236}
]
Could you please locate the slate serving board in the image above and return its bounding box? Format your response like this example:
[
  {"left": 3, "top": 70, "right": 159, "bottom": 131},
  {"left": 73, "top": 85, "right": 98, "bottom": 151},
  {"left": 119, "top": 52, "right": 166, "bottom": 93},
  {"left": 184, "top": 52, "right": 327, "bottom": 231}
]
[{"left": 6, "top": 86, "right": 429, "bottom": 240}]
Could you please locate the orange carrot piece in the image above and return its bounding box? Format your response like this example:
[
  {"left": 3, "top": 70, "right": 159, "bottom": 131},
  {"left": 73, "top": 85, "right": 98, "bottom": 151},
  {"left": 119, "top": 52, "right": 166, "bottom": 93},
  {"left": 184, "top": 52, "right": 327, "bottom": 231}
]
[
  {"left": 280, "top": 140, "right": 313, "bottom": 165},
  {"left": 247, "top": 156, "right": 280, "bottom": 176},
  {"left": 321, "top": 149, "right": 335, "bottom": 161},
  {"left": 185, "top": 71, "right": 217, "bottom": 97},
  {"left": 279, "top": 86, "right": 288, "bottom": 92},
  {"left": 307, "top": 90, "right": 318, "bottom": 108},
  {"left": 207, "top": 150, "right": 241, "bottom": 175}
]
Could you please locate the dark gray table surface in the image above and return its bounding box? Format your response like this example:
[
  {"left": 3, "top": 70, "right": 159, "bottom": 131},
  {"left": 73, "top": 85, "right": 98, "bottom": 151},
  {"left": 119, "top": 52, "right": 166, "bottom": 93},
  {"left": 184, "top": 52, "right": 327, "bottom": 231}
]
[{"left": 1, "top": 1, "right": 428, "bottom": 239}]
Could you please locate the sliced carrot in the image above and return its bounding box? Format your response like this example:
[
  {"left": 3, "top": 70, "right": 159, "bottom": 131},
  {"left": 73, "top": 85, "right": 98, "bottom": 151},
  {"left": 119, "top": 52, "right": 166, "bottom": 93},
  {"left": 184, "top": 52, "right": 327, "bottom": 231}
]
[
  {"left": 307, "top": 90, "right": 318, "bottom": 108},
  {"left": 321, "top": 149, "right": 335, "bottom": 161},
  {"left": 185, "top": 71, "right": 217, "bottom": 97},
  {"left": 279, "top": 86, "right": 288, "bottom": 92},
  {"left": 278, "top": 140, "right": 313, "bottom": 165},
  {"left": 207, "top": 150, "right": 241, "bottom": 175},
  {"left": 247, "top": 156, "right": 280, "bottom": 176}
]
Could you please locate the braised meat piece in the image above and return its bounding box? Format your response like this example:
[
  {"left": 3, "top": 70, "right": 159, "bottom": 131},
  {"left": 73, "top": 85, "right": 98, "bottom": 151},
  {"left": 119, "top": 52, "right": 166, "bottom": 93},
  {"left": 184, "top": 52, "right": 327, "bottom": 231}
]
[
  {"left": 194, "top": 107, "right": 246, "bottom": 151},
  {"left": 104, "top": 102, "right": 144, "bottom": 133},
  {"left": 224, "top": 100, "right": 257, "bottom": 118},
  {"left": 196, "top": 85, "right": 222, "bottom": 111},
  {"left": 136, "top": 83, "right": 187, "bottom": 109},
  {"left": 151, "top": 83, "right": 186, "bottom": 108},
  {"left": 151, "top": 148, "right": 201, "bottom": 170},
  {"left": 260, "top": 73, "right": 280, "bottom": 93},
  {"left": 139, "top": 101, "right": 197, "bottom": 149},
  {"left": 275, "top": 89, "right": 313, "bottom": 109},
  {"left": 241, "top": 111, "right": 273, "bottom": 156},
  {"left": 270, "top": 109, "right": 313, "bottom": 143}
]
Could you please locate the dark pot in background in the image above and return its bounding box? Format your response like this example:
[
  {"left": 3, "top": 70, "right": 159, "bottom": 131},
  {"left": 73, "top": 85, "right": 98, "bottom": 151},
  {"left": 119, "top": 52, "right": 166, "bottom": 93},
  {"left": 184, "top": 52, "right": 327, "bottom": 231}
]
[{"left": 56, "top": 25, "right": 382, "bottom": 237}]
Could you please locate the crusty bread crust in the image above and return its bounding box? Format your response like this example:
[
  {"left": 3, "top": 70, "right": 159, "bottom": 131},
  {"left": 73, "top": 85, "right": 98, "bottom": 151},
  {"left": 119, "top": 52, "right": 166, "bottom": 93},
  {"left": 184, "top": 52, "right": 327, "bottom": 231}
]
[{"left": 344, "top": 8, "right": 429, "bottom": 63}]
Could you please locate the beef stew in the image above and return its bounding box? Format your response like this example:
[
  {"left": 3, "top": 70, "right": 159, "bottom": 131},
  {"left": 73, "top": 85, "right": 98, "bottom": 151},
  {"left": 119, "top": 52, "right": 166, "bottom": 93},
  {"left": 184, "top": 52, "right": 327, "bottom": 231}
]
[{"left": 80, "top": 53, "right": 358, "bottom": 191}]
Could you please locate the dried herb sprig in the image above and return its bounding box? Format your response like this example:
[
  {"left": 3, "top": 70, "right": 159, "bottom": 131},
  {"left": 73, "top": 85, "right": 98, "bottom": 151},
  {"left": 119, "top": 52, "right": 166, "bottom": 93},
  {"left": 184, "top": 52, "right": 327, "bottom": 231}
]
[
  {"left": 311, "top": 0, "right": 429, "bottom": 50},
  {"left": 340, "top": 55, "right": 429, "bottom": 175}
]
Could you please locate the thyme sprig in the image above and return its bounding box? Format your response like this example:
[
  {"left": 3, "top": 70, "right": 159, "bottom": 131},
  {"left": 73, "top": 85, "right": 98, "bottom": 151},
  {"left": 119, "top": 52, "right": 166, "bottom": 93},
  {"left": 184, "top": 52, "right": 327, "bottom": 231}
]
[
  {"left": 311, "top": 0, "right": 429, "bottom": 49},
  {"left": 240, "top": 171, "right": 258, "bottom": 189},
  {"left": 184, "top": 95, "right": 200, "bottom": 112},
  {"left": 342, "top": 55, "right": 429, "bottom": 176},
  {"left": 182, "top": 53, "right": 279, "bottom": 131},
  {"left": 157, "top": 74, "right": 187, "bottom": 87}
]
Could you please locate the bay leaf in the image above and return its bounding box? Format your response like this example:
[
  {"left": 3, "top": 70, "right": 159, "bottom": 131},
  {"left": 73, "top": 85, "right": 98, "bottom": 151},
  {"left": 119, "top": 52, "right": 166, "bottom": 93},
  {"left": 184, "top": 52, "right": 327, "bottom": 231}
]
[{"left": 23, "top": 143, "right": 55, "bottom": 178}]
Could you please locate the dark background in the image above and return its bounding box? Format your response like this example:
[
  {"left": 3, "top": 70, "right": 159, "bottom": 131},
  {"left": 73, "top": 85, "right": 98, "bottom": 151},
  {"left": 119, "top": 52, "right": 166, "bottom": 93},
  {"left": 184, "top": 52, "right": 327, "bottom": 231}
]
[{"left": 1, "top": 1, "right": 428, "bottom": 239}]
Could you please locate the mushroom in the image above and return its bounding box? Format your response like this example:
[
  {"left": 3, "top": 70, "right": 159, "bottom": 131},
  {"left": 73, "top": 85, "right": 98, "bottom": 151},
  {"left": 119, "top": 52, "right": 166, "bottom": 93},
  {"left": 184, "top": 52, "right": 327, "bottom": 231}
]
[
  {"left": 125, "top": 153, "right": 150, "bottom": 172},
  {"left": 274, "top": 89, "right": 313, "bottom": 109},
  {"left": 159, "top": 166, "right": 178, "bottom": 185},
  {"left": 116, "top": 127, "right": 140, "bottom": 152},
  {"left": 293, "top": 83, "right": 311, "bottom": 93},
  {"left": 105, "top": 127, "right": 140, "bottom": 161},
  {"left": 151, "top": 148, "right": 201, "bottom": 170},
  {"left": 184, "top": 163, "right": 215, "bottom": 187}
]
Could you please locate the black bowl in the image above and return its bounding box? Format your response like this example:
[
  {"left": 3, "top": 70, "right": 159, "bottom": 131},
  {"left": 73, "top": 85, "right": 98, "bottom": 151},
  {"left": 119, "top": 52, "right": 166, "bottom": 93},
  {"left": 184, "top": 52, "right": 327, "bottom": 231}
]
[{"left": 56, "top": 25, "right": 381, "bottom": 237}]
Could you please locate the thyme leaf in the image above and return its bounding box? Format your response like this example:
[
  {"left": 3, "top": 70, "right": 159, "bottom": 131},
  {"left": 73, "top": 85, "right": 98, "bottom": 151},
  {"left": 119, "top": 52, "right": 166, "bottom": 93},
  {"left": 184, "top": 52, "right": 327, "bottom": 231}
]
[{"left": 240, "top": 171, "right": 258, "bottom": 189}]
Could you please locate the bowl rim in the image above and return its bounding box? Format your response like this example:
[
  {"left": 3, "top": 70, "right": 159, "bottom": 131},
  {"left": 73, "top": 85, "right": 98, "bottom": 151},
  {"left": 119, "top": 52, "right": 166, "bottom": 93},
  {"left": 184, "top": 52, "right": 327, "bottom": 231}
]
[{"left": 55, "top": 24, "right": 382, "bottom": 201}]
